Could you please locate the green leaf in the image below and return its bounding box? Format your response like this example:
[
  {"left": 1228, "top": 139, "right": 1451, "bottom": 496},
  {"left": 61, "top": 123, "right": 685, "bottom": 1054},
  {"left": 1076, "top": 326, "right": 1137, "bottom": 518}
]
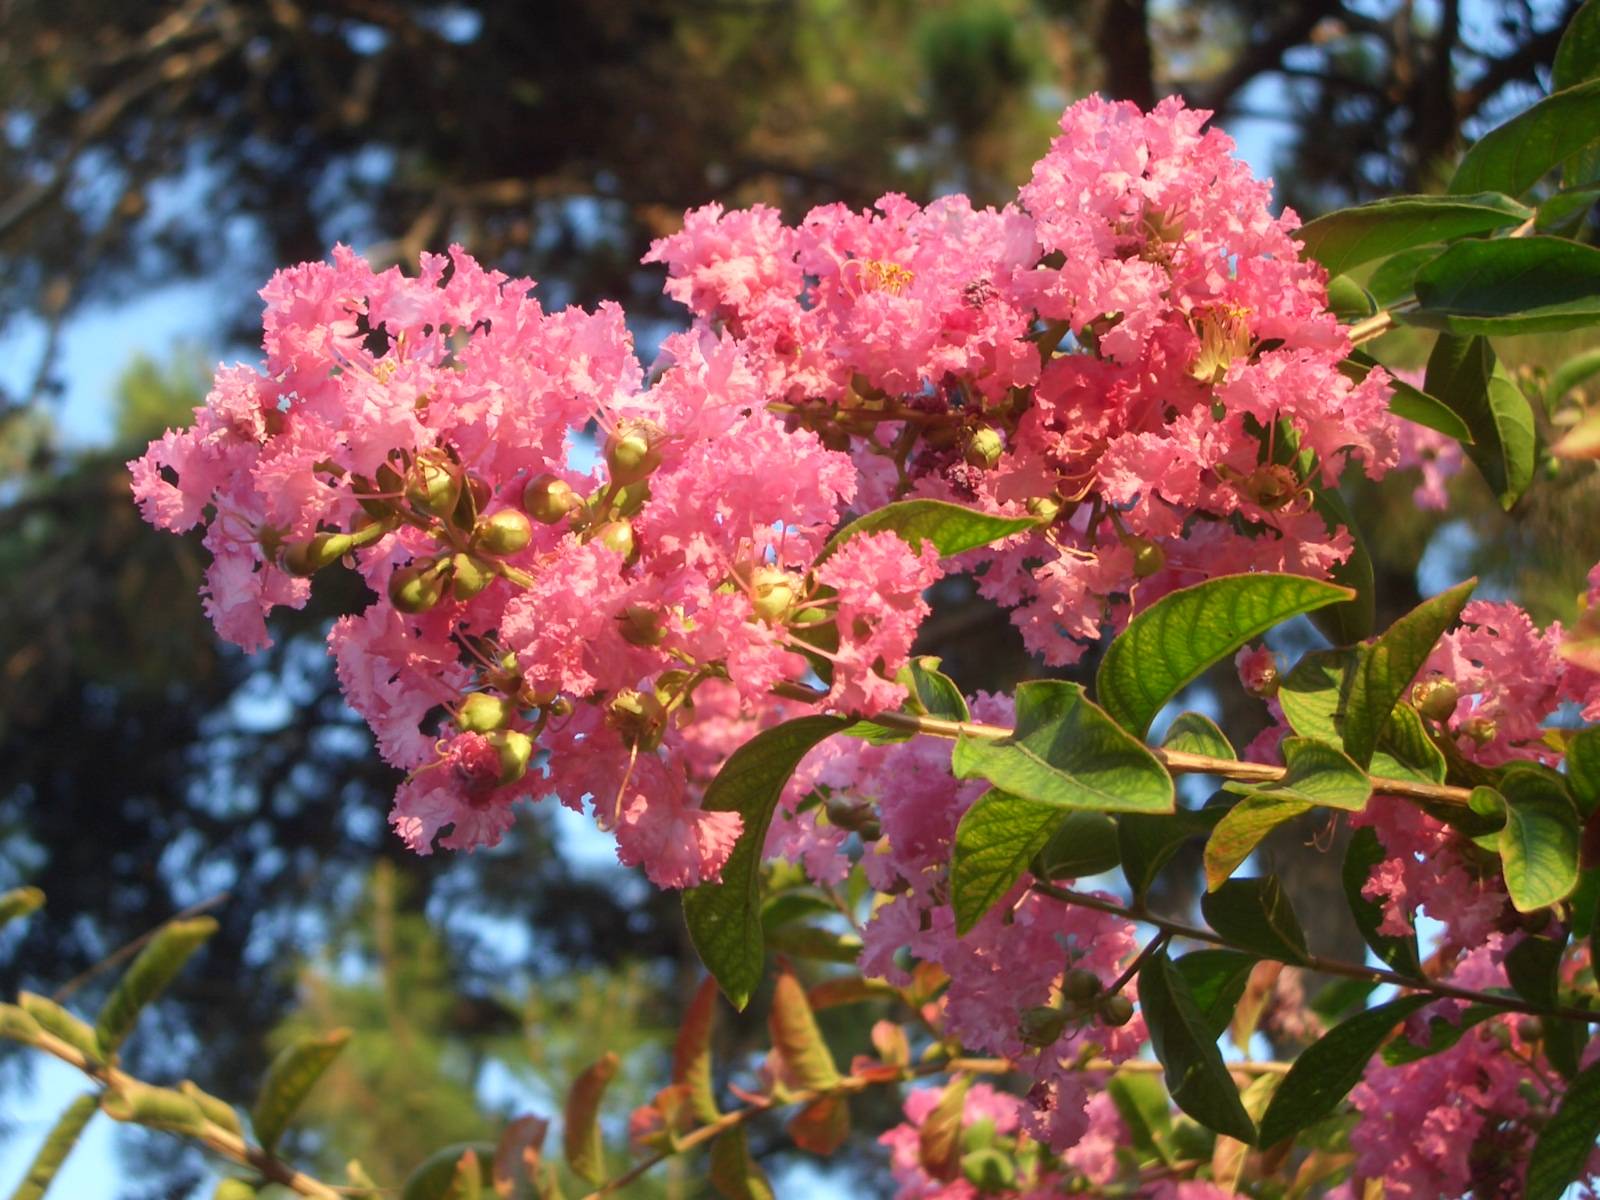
[
  {"left": 1538, "top": 185, "right": 1600, "bottom": 232},
  {"left": 672, "top": 977, "right": 721, "bottom": 1124},
  {"left": 709, "top": 1127, "right": 776, "bottom": 1200},
  {"left": 769, "top": 967, "right": 841, "bottom": 1089},
  {"left": 1343, "top": 826, "right": 1422, "bottom": 974},
  {"left": 1032, "top": 811, "right": 1121, "bottom": 881},
  {"left": 1120, "top": 808, "right": 1223, "bottom": 900},
  {"left": 1423, "top": 333, "right": 1536, "bottom": 510},
  {"left": 1555, "top": 0, "right": 1600, "bottom": 91},
  {"left": 399, "top": 1144, "right": 497, "bottom": 1200},
  {"left": 1307, "top": 480, "right": 1376, "bottom": 646},
  {"left": 683, "top": 716, "right": 850, "bottom": 1010},
  {"left": 1411, "top": 236, "right": 1600, "bottom": 336},
  {"left": 1498, "top": 771, "right": 1581, "bottom": 912},
  {"left": 820, "top": 499, "right": 1035, "bottom": 563},
  {"left": 1526, "top": 1055, "right": 1600, "bottom": 1200},
  {"left": 1568, "top": 727, "right": 1600, "bottom": 814},
  {"left": 251, "top": 1028, "right": 351, "bottom": 1154},
  {"left": 1449, "top": 78, "right": 1600, "bottom": 197},
  {"left": 950, "top": 681, "right": 1173, "bottom": 813},
  {"left": 1367, "top": 244, "right": 1445, "bottom": 308},
  {"left": 99, "top": 1080, "right": 206, "bottom": 1133},
  {"left": 0, "top": 886, "right": 44, "bottom": 930},
  {"left": 17, "top": 993, "right": 101, "bottom": 1066},
  {"left": 951, "top": 791, "right": 1065, "bottom": 934},
  {"left": 1297, "top": 193, "right": 1531, "bottom": 277},
  {"left": 1257, "top": 995, "right": 1434, "bottom": 1146},
  {"left": 1161, "top": 712, "right": 1236, "bottom": 760},
  {"left": 8, "top": 1092, "right": 97, "bottom": 1200},
  {"left": 1097, "top": 573, "right": 1354, "bottom": 736},
  {"left": 1343, "top": 580, "right": 1475, "bottom": 767},
  {"left": 1138, "top": 951, "right": 1256, "bottom": 1144},
  {"left": 1279, "top": 648, "right": 1356, "bottom": 743},
  {"left": 1388, "top": 377, "right": 1478, "bottom": 442},
  {"left": 180, "top": 1081, "right": 242, "bottom": 1137},
  {"left": 1224, "top": 737, "right": 1372, "bottom": 811},
  {"left": 763, "top": 923, "right": 861, "bottom": 964},
  {"left": 1372, "top": 704, "right": 1448, "bottom": 785},
  {"left": 1381, "top": 1004, "right": 1499, "bottom": 1066},
  {"left": 1204, "top": 795, "right": 1312, "bottom": 891},
  {"left": 844, "top": 657, "right": 968, "bottom": 744},
  {"left": 1172, "top": 949, "right": 1259, "bottom": 1040},
  {"left": 1552, "top": 346, "right": 1600, "bottom": 402},
  {"left": 1505, "top": 933, "right": 1582, "bottom": 1078},
  {"left": 95, "top": 916, "right": 217, "bottom": 1056},
  {"left": 1107, "top": 1070, "right": 1177, "bottom": 1164},
  {"left": 1201, "top": 877, "right": 1311, "bottom": 965},
  {"left": 563, "top": 1053, "right": 619, "bottom": 1185},
  {"left": 212, "top": 1181, "right": 259, "bottom": 1200}
]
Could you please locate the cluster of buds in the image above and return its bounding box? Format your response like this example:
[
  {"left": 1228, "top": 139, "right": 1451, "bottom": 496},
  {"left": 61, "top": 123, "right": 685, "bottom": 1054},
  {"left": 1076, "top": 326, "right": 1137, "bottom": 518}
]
[{"left": 1018, "top": 967, "right": 1134, "bottom": 1049}]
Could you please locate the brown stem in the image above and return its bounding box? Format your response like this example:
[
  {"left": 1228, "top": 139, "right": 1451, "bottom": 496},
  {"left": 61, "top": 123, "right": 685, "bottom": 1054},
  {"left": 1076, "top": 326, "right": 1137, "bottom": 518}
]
[
  {"left": 1033, "top": 883, "right": 1600, "bottom": 1027},
  {"left": 22, "top": 1029, "right": 347, "bottom": 1199}
]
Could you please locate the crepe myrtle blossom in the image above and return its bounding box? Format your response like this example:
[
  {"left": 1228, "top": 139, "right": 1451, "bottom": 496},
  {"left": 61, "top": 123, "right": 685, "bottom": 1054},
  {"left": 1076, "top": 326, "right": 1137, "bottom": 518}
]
[{"left": 133, "top": 93, "right": 1397, "bottom": 887}]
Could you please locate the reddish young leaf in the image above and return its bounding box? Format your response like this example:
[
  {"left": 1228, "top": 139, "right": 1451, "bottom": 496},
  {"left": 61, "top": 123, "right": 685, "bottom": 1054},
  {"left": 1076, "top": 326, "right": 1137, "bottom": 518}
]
[
  {"left": 672, "top": 976, "right": 721, "bottom": 1124},
  {"left": 768, "top": 968, "right": 840, "bottom": 1090},
  {"left": 563, "top": 1051, "right": 619, "bottom": 1185},
  {"left": 786, "top": 1094, "right": 850, "bottom": 1156},
  {"left": 918, "top": 1075, "right": 972, "bottom": 1182}
]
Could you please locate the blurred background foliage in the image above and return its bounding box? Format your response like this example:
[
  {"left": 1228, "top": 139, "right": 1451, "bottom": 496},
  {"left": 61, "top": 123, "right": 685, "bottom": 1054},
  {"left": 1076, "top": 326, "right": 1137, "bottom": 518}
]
[{"left": 0, "top": 1, "right": 1596, "bottom": 1195}]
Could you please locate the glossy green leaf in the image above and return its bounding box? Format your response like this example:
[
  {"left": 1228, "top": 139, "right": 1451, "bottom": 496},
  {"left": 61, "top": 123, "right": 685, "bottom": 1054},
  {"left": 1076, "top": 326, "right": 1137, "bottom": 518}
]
[
  {"left": 1372, "top": 704, "right": 1448, "bottom": 785},
  {"left": 1257, "top": 995, "right": 1434, "bottom": 1146},
  {"left": 1367, "top": 244, "right": 1444, "bottom": 308},
  {"left": 1161, "top": 712, "right": 1236, "bottom": 761},
  {"left": 0, "top": 886, "right": 44, "bottom": 930},
  {"left": 1343, "top": 826, "right": 1422, "bottom": 974},
  {"left": 1120, "top": 808, "right": 1223, "bottom": 900},
  {"left": 1308, "top": 481, "right": 1376, "bottom": 645},
  {"left": 95, "top": 916, "right": 217, "bottom": 1056},
  {"left": 709, "top": 1127, "right": 776, "bottom": 1200},
  {"left": 1297, "top": 193, "right": 1530, "bottom": 276},
  {"left": 1449, "top": 78, "right": 1600, "bottom": 197},
  {"left": 1552, "top": 346, "right": 1600, "bottom": 402},
  {"left": 1505, "top": 933, "right": 1582, "bottom": 1078},
  {"left": 683, "top": 716, "right": 850, "bottom": 1009},
  {"left": 8, "top": 1092, "right": 97, "bottom": 1200},
  {"left": 563, "top": 1053, "right": 619, "bottom": 1185},
  {"left": 1279, "top": 648, "right": 1355, "bottom": 743},
  {"left": 1201, "top": 877, "right": 1311, "bottom": 965},
  {"left": 1389, "top": 377, "right": 1478, "bottom": 442},
  {"left": 1107, "top": 1070, "right": 1177, "bottom": 1164},
  {"left": 951, "top": 681, "right": 1173, "bottom": 813},
  {"left": 1527, "top": 1054, "right": 1600, "bottom": 1199},
  {"left": 1555, "top": 0, "right": 1600, "bottom": 90},
  {"left": 1225, "top": 737, "right": 1371, "bottom": 811},
  {"left": 1031, "top": 810, "right": 1120, "bottom": 881},
  {"left": 1203, "top": 795, "right": 1312, "bottom": 891},
  {"left": 1411, "top": 236, "right": 1600, "bottom": 336},
  {"left": 1567, "top": 728, "right": 1600, "bottom": 814},
  {"left": 951, "top": 791, "right": 1066, "bottom": 934},
  {"left": 1423, "top": 333, "right": 1536, "bottom": 510},
  {"left": 1138, "top": 951, "right": 1256, "bottom": 1144},
  {"left": 1381, "top": 1004, "right": 1499, "bottom": 1066},
  {"left": 1538, "top": 185, "right": 1600, "bottom": 231},
  {"left": 252, "top": 1028, "right": 351, "bottom": 1153},
  {"left": 1498, "top": 771, "right": 1582, "bottom": 912},
  {"left": 1097, "top": 574, "right": 1354, "bottom": 736},
  {"left": 1173, "top": 949, "right": 1258, "bottom": 1040},
  {"left": 1343, "top": 580, "right": 1475, "bottom": 767},
  {"left": 820, "top": 499, "right": 1036, "bottom": 563}
]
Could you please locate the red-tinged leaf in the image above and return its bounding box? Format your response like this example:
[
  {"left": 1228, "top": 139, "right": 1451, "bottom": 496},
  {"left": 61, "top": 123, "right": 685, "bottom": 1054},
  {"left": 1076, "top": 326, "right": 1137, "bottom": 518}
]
[
  {"left": 769, "top": 968, "right": 840, "bottom": 1090},
  {"left": 1554, "top": 409, "right": 1600, "bottom": 460},
  {"left": 786, "top": 1094, "right": 850, "bottom": 1156},
  {"left": 1231, "top": 961, "right": 1283, "bottom": 1052},
  {"left": 563, "top": 1051, "right": 619, "bottom": 1185},
  {"left": 492, "top": 1116, "right": 547, "bottom": 1200},
  {"left": 807, "top": 976, "right": 898, "bottom": 1009},
  {"left": 672, "top": 977, "right": 720, "bottom": 1124},
  {"left": 918, "top": 1075, "right": 971, "bottom": 1182},
  {"left": 709, "top": 1127, "right": 775, "bottom": 1200},
  {"left": 848, "top": 1056, "right": 904, "bottom": 1083},
  {"left": 871, "top": 1019, "right": 909, "bottom": 1068}
]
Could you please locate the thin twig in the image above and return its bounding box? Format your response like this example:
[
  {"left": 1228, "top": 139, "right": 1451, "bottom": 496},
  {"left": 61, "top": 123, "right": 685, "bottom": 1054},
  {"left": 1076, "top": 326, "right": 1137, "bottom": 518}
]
[{"left": 52, "top": 893, "right": 230, "bottom": 1002}]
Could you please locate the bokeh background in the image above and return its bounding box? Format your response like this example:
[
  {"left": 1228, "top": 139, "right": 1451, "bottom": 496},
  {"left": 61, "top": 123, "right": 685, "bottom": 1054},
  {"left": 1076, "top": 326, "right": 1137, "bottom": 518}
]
[{"left": 2, "top": 1, "right": 1596, "bottom": 1196}]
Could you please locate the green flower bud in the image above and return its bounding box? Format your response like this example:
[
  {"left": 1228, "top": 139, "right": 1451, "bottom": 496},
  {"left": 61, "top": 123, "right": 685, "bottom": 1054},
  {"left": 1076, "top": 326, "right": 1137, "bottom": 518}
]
[
  {"left": 963, "top": 426, "right": 1005, "bottom": 470},
  {"left": 617, "top": 604, "right": 665, "bottom": 647},
  {"left": 749, "top": 566, "right": 800, "bottom": 625},
  {"left": 1128, "top": 537, "right": 1166, "bottom": 579},
  {"left": 1061, "top": 967, "right": 1102, "bottom": 1004},
  {"left": 961, "top": 1148, "right": 1017, "bottom": 1194},
  {"left": 458, "top": 692, "right": 512, "bottom": 733},
  {"left": 523, "top": 474, "right": 580, "bottom": 524},
  {"left": 477, "top": 509, "right": 533, "bottom": 557},
  {"left": 1026, "top": 495, "right": 1062, "bottom": 523},
  {"left": 1461, "top": 715, "right": 1498, "bottom": 745},
  {"left": 405, "top": 449, "right": 462, "bottom": 518},
  {"left": 604, "top": 420, "right": 665, "bottom": 485},
  {"left": 1098, "top": 993, "right": 1135, "bottom": 1026},
  {"left": 450, "top": 553, "right": 493, "bottom": 601},
  {"left": 1018, "top": 1005, "right": 1070, "bottom": 1048},
  {"left": 282, "top": 531, "right": 354, "bottom": 577},
  {"left": 606, "top": 689, "right": 666, "bottom": 751},
  {"left": 1411, "top": 677, "right": 1459, "bottom": 721},
  {"left": 592, "top": 519, "right": 636, "bottom": 560},
  {"left": 488, "top": 729, "right": 534, "bottom": 786},
  {"left": 823, "top": 792, "right": 878, "bottom": 834},
  {"left": 1516, "top": 1017, "right": 1543, "bottom": 1044},
  {"left": 388, "top": 562, "right": 446, "bottom": 614}
]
